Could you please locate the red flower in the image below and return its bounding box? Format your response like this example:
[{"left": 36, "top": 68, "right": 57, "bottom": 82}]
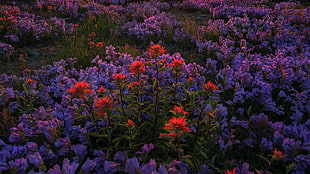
[
  {"left": 96, "top": 42, "right": 104, "bottom": 47},
  {"left": 169, "top": 59, "right": 184, "bottom": 70},
  {"left": 164, "top": 117, "right": 190, "bottom": 132},
  {"left": 130, "top": 61, "right": 145, "bottom": 75},
  {"left": 127, "top": 119, "right": 135, "bottom": 127},
  {"left": 203, "top": 81, "right": 219, "bottom": 91},
  {"left": 68, "top": 81, "right": 93, "bottom": 98},
  {"left": 187, "top": 77, "right": 194, "bottom": 82},
  {"left": 47, "top": 6, "right": 52, "bottom": 10},
  {"left": 96, "top": 86, "right": 106, "bottom": 93},
  {"left": 226, "top": 168, "right": 237, "bottom": 174},
  {"left": 27, "top": 79, "right": 33, "bottom": 84},
  {"left": 149, "top": 44, "right": 166, "bottom": 58},
  {"left": 170, "top": 105, "right": 188, "bottom": 115},
  {"left": 37, "top": 4, "right": 43, "bottom": 8},
  {"left": 272, "top": 148, "right": 286, "bottom": 159},
  {"left": 95, "top": 97, "right": 113, "bottom": 117},
  {"left": 113, "top": 73, "right": 126, "bottom": 81}
]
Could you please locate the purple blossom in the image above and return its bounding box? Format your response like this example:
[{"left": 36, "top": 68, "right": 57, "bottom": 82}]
[{"left": 28, "top": 152, "right": 44, "bottom": 168}]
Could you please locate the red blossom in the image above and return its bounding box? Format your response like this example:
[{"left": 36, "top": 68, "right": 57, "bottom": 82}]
[
  {"left": 272, "top": 148, "right": 286, "bottom": 159},
  {"left": 130, "top": 61, "right": 145, "bottom": 75},
  {"left": 113, "top": 73, "right": 126, "bottom": 81},
  {"left": 170, "top": 105, "right": 188, "bottom": 115},
  {"left": 149, "top": 44, "right": 166, "bottom": 58},
  {"left": 226, "top": 168, "right": 237, "bottom": 174},
  {"left": 169, "top": 59, "right": 184, "bottom": 70},
  {"left": 68, "top": 81, "right": 93, "bottom": 98},
  {"left": 127, "top": 119, "right": 135, "bottom": 127},
  {"left": 96, "top": 86, "right": 106, "bottom": 93},
  {"left": 164, "top": 117, "right": 190, "bottom": 132},
  {"left": 95, "top": 97, "right": 113, "bottom": 117},
  {"left": 27, "top": 79, "right": 33, "bottom": 84},
  {"left": 187, "top": 77, "right": 194, "bottom": 82},
  {"left": 203, "top": 81, "right": 219, "bottom": 91}
]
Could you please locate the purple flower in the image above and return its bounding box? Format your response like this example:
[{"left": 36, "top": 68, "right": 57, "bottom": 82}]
[
  {"left": 71, "top": 144, "right": 87, "bottom": 160},
  {"left": 28, "top": 152, "right": 44, "bottom": 168},
  {"left": 62, "top": 158, "right": 79, "bottom": 174},
  {"left": 8, "top": 158, "right": 28, "bottom": 173},
  {"left": 80, "top": 158, "right": 96, "bottom": 173},
  {"left": 140, "top": 159, "right": 157, "bottom": 174},
  {"left": 48, "top": 164, "right": 62, "bottom": 174},
  {"left": 114, "top": 151, "right": 127, "bottom": 162},
  {"left": 125, "top": 157, "right": 139, "bottom": 174},
  {"left": 137, "top": 143, "right": 154, "bottom": 155},
  {"left": 104, "top": 161, "right": 120, "bottom": 173}
]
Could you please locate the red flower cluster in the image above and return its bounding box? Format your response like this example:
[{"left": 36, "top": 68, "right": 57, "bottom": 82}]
[
  {"left": 226, "top": 168, "right": 236, "bottom": 174},
  {"left": 170, "top": 106, "right": 188, "bottom": 115},
  {"left": 169, "top": 58, "right": 184, "bottom": 70},
  {"left": 203, "top": 81, "right": 219, "bottom": 91},
  {"left": 96, "top": 86, "right": 106, "bottom": 93},
  {"left": 113, "top": 73, "right": 126, "bottom": 81},
  {"left": 130, "top": 61, "right": 145, "bottom": 75},
  {"left": 95, "top": 97, "right": 113, "bottom": 117},
  {"left": 164, "top": 117, "right": 190, "bottom": 132},
  {"left": 272, "top": 148, "right": 286, "bottom": 159},
  {"left": 149, "top": 44, "right": 166, "bottom": 58},
  {"left": 68, "top": 81, "right": 93, "bottom": 98},
  {"left": 127, "top": 119, "right": 135, "bottom": 127}
]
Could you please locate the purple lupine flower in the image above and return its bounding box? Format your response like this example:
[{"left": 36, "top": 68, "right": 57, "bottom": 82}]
[
  {"left": 80, "top": 158, "right": 96, "bottom": 173},
  {"left": 140, "top": 159, "right": 157, "bottom": 174},
  {"left": 198, "top": 164, "right": 213, "bottom": 174},
  {"left": 8, "top": 158, "right": 28, "bottom": 173},
  {"left": 26, "top": 142, "right": 38, "bottom": 152},
  {"left": 0, "top": 162, "right": 9, "bottom": 172},
  {"left": 104, "top": 161, "right": 120, "bottom": 173},
  {"left": 55, "top": 137, "right": 71, "bottom": 156},
  {"left": 71, "top": 144, "right": 87, "bottom": 160},
  {"left": 125, "top": 157, "right": 139, "bottom": 174},
  {"left": 261, "top": 137, "right": 273, "bottom": 151},
  {"left": 28, "top": 152, "right": 44, "bottom": 168},
  {"left": 48, "top": 164, "right": 62, "bottom": 174},
  {"left": 240, "top": 162, "right": 254, "bottom": 174},
  {"left": 136, "top": 143, "right": 154, "bottom": 155},
  {"left": 62, "top": 158, "right": 79, "bottom": 174},
  {"left": 114, "top": 151, "right": 127, "bottom": 162}
]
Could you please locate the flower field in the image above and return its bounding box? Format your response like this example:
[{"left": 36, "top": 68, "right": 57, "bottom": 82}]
[{"left": 0, "top": 0, "right": 309, "bottom": 173}]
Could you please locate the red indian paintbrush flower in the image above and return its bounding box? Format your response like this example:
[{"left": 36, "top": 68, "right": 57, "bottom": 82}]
[
  {"left": 96, "top": 86, "right": 106, "bottom": 93},
  {"left": 164, "top": 117, "right": 190, "bottom": 132},
  {"left": 272, "top": 148, "right": 286, "bottom": 159},
  {"left": 68, "top": 81, "right": 93, "bottom": 98},
  {"left": 149, "top": 44, "right": 166, "bottom": 58},
  {"left": 170, "top": 105, "right": 188, "bottom": 115},
  {"left": 127, "top": 119, "right": 135, "bottom": 127},
  {"left": 130, "top": 61, "right": 145, "bottom": 75},
  {"left": 113, "top": 73, "right": 126, "bottom": 81},
  {"left": 203, "top": 81, "right": 219, "bottom": 91},
  {"left": 169, "top": 58, "right": 184, "bottom": 70},
  {"left": 226, "top": 168, "right": 237, "bottom": 174},
  {"left": 95, "top": 96, "right": 113, "bottom": 117}
]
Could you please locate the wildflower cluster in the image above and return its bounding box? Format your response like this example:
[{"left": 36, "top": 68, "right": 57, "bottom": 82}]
[{"left": 0, "top": 0, "right": 309, "bottom": 173}]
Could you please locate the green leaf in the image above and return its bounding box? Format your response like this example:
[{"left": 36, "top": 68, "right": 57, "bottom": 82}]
[
  {"left": 256, "top": 154, "right": 271, "bottom": 165},
  {"left": 286, "top": 163, "right": 297, "bottom": 174}
]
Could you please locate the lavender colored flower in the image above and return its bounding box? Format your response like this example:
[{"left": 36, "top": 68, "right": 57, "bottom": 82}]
[
  {"left": 125, "top": 157, "right": 139, "bottom": 174},
  {"left": 80, "top": 158, "right": 96, "bottom": 173},
  {"left": 140, "top": 159, "right": 157, "bottom": 174},
  {"left": 28, "top": 152, "right": 44, "bottom": 168},
  {"left": 71, "top": 144, "right": 87, "bottom": 160}
]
